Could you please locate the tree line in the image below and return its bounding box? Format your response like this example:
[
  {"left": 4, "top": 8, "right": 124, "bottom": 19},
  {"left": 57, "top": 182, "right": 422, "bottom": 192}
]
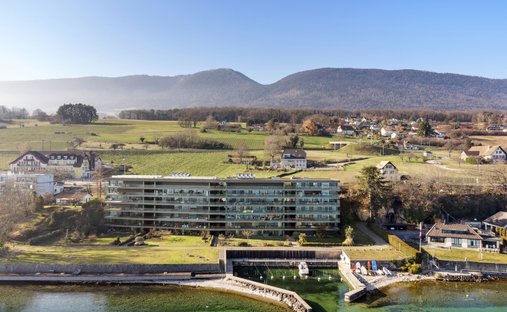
[{"left": 117, "top": 107, "right": 502, "bottom": 124}]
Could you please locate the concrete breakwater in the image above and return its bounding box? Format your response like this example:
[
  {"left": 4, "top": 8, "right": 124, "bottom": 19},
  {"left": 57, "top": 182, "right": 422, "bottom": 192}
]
[{"left": 224, "top": 275, "right": 313, "bottom": 312}]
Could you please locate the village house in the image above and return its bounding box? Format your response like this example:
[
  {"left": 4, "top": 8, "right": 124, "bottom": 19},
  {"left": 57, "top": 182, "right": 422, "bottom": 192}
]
[
  {"left": 460, "top": 145, "right": 507, "bottom": 163},
  {"left": 380, "top": 127, "right": 396, "bottom": 137},
  {"left": 279, "top": 149, "right": 307, "bottom": 169},
  {"left": 426, "top": 223, "right": 500, "bottom": 252},
  {"left": 9, "top": 151, "right": 101, "bottom": 179},
  {"left": 376, "top": 161, "right": 399, "bottom": 181},
  {"left": 55, "top": 191, "right": 93, "bottom": 205},
  {"left": 483, "top": 211, "right": 507, "bottom": 232},
  {"left": 336, "top": 125, "right": 356, "bottom": 136}
]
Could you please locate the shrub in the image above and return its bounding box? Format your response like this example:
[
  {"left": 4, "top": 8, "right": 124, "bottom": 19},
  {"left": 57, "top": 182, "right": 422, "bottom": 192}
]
[{"left": 237, "top": 241, "right": 250, "bottom": 247}]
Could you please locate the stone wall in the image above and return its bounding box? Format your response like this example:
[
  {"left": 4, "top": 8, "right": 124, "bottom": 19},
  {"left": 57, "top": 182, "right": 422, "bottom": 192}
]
[
  {"left": 0, "top": 263, "right": 221, "bottom": 275},
  {"left": 435, "top": 260, "right": 507, "bottom": 273}
]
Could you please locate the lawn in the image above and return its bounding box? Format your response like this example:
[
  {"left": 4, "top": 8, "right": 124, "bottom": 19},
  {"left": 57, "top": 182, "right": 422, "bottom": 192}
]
[
  {"left": 341, "top": 246, "right": 408, "bottom": 261},
  {"left": 424, "top": 247, "right": 507, "bottom": 264},
  {"left": 1, "top": 244, "right": 218, "bottom": 264},
  {"left": 144, "top": 235, "right": 210, "bottom": 247}
]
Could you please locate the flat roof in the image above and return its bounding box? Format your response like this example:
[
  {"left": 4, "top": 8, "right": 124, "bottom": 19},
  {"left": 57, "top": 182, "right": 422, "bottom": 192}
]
[{"left": 110, "top": 175, "right": 339, "bottom": 183}]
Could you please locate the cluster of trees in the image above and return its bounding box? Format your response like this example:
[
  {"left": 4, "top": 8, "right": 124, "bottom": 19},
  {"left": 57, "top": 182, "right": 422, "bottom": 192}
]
[
  {"left": 118, "top": 107, "right": 499, "bottom": 124},
  {"left": 159, "top": 131, "right": 230, "bottom": 149},
  {"left": 343, "top": 166, "right": 507, "bottom": 225},
  {"left": 56, "top": 103, "right": 98, "bottom": 124},
  {"left": 0, "top": 185, "right": 36, "bottom": 250},
  {"left": 0, "top": 106, "right": 30, "bottom": 120}
]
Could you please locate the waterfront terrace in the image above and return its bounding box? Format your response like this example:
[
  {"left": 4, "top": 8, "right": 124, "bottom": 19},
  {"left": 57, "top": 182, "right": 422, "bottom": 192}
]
[{"left": 105, "top": 175, "right": 340, "bottom": 236}]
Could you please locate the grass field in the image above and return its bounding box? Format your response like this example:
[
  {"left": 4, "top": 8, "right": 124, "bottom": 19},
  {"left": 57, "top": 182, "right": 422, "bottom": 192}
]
[
  {"left": 2, "top": 243, "right": 218, "bottom": 264},
  {"left": 1, "top": 119, "right": 504, "bottom": 187},
  {"left": 0, "top": 119, "right": 335, "bottom": 152},
  {"left": 425, "top": 247, "right": 507, "bottom": 264}
]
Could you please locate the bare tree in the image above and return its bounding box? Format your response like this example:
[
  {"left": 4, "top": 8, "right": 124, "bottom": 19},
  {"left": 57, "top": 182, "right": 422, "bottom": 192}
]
[
  {"left": 241, "top": 229, "right": 254, "bottom": 240},
  {"left": 264, "top": 135, "right": 287, "bottom": 164},
  {"left": 0, "top": 184, "right": 36, "bottom": 249},
  {"left": 234, "top": 141, "right": 250, "bottom": 166}
]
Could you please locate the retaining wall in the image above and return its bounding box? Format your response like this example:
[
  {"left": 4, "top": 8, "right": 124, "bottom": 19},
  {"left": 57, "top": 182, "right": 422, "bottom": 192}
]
[
  {"left": 0, "top": 263, "right": 221, "bottom": 275},
  {"left": 435, "top": 260, "right": 507, "bottom": 273},
  {"left": 226, "top": 249, "right": 342, "bottom": 260}
]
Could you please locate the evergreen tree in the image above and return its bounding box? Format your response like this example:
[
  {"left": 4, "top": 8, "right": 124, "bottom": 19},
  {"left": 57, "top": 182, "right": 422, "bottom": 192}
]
[{"left": 357, "top": 166, "right": 392, "bottom": 219}]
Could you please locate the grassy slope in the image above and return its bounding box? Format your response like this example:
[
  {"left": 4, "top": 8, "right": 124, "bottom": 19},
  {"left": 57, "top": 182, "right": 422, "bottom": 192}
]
[{"left": 1, "top": 118, "right": 501, "bottom": 185}]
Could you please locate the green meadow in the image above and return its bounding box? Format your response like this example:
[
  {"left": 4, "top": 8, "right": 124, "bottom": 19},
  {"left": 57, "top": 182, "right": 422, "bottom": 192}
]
[{"left": 0, "top": 119, "right": 500, "bottom": 185}]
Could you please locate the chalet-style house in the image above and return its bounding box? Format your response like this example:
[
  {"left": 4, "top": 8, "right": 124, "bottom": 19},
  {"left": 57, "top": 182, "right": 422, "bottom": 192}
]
[
  {"left": 426, "top": 223, "right": 500, "bottom": 252},
  {"left": 376, "top": 161, "right": 399, "bottom": 181},
  {"left": 9, "top": 151, "right": 101, "bottom": 179},
  {"left": 336, "top": 125, "right": 356, "bottom": 136},
  {"left": 279, "top": 149, "right": 307, "bottom": 169},
  {"left": 483, "top": 211, "right": 507, "bottom": 232},
  {"left": 460, "top": 145, "right": 507, "bottom": 163}
]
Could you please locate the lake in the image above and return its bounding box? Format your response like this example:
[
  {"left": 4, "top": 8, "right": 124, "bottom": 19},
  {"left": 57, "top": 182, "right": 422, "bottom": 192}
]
[
  {"left": 234, "top": 266, "right": 507, "bottom": 312},
  {"left": 1, "top": 272, "right": 506, "bottom": 312}
]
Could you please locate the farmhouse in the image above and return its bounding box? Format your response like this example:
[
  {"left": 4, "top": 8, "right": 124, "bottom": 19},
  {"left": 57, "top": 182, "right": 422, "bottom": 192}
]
[
  {"left": 460, "top": 145, "right": 507, "bottom": 163},
  {"left": 426, "top": 223, "right": 500, "bottom": 252},
  {"left": 336, "top": 125, "right": 356, "bottom": 136},
  {"left": 376, "top": 161, "right": 399, "bottom": 181},
  {"left": 9, "top": 151, "right": 101, "bottom": 179},
  {"left": 105, "top": 175, "right": 340, "bottom": 236},
  {"left": 279, "top": 149, "right": 307, "bottom": 169}
]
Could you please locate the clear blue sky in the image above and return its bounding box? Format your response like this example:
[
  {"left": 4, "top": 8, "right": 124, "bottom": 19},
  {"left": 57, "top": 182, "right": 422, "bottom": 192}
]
[{"left": 0, "top": 0, "right": 506, "bottom": 83}]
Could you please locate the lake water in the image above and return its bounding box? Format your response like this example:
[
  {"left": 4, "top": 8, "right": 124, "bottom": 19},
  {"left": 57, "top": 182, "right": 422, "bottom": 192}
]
[
  {"left": 1, "top": 273, "right": 506, "bottom": 312},
  {"left": 0, "top": 284, "right": 290, "bottom": 312},
  {"left": 234, "top": 266, "right": 507, "bottom": 312}
]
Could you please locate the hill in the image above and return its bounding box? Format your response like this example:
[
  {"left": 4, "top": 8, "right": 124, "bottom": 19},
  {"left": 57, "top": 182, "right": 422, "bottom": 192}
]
[{"left": 1, "top": 68, "right": 506, "bottom": 112}]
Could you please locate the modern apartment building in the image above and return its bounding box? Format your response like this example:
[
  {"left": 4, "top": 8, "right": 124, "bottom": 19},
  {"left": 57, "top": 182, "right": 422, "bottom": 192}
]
[{"left": 105, "top": 175, "right": 340, "bottom": 236}]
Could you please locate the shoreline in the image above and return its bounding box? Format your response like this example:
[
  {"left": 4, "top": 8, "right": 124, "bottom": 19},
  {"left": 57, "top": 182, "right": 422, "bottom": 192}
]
[{"left": 0, "top": 274, "right": 311, "bottom": 312}]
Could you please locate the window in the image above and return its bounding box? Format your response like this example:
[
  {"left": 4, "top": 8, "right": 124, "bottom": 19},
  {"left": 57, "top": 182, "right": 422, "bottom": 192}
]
[
  {"left": 468, "top": 240, "right": 479, "bottom": 248},
  {"left": 451, "top": 238, "right": 461, "bottom": 246}
]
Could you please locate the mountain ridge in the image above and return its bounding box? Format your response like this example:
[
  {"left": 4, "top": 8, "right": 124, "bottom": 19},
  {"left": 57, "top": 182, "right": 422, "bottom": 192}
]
[{"left": 1, "top": 68, "right": 506, "bottom": 112}]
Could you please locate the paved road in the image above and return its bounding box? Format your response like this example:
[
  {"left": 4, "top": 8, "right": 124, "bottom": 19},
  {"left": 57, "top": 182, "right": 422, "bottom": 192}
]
[{"left": 356, "top": 222, "right": 388, "bottom": 246}]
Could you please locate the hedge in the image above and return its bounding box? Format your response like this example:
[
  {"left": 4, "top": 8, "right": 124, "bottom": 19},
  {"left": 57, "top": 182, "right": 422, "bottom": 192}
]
[{"left": 368, "top": 223, "right": 421, "bottom": 260}]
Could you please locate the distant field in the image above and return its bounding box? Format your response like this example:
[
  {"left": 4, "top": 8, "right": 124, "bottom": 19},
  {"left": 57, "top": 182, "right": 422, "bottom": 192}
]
[
  {"left": 98, "top": 150, "right": 276, "bottom": 178},
  {"left": 470, "top": 135, "right": 507, "bottom": 147},
  {"left": 1, "top": 119, "right": 503, "bottom": 186},
  {"left": 0, "top": 119, "right": 335, "bottom": 152}
]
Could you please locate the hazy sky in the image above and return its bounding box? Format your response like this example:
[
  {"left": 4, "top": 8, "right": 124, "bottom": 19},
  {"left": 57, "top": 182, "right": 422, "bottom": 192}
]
[{"left": 1, "top": 0, "right": 506, "bottom": 83}]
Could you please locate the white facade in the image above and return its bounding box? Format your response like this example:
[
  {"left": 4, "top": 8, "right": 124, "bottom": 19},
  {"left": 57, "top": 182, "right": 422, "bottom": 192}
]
[
  {"left": 0, "top": 173, "right": 54, "bottom": 195},
  {"left": 376, "top": 161, "right": 399, "bottom": 181},
  {"left": 280, "top": 158, "right": 307, "bottom": 169},
  {"left": 427, "top": 237, "right": 481, "bottom": 249}
]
